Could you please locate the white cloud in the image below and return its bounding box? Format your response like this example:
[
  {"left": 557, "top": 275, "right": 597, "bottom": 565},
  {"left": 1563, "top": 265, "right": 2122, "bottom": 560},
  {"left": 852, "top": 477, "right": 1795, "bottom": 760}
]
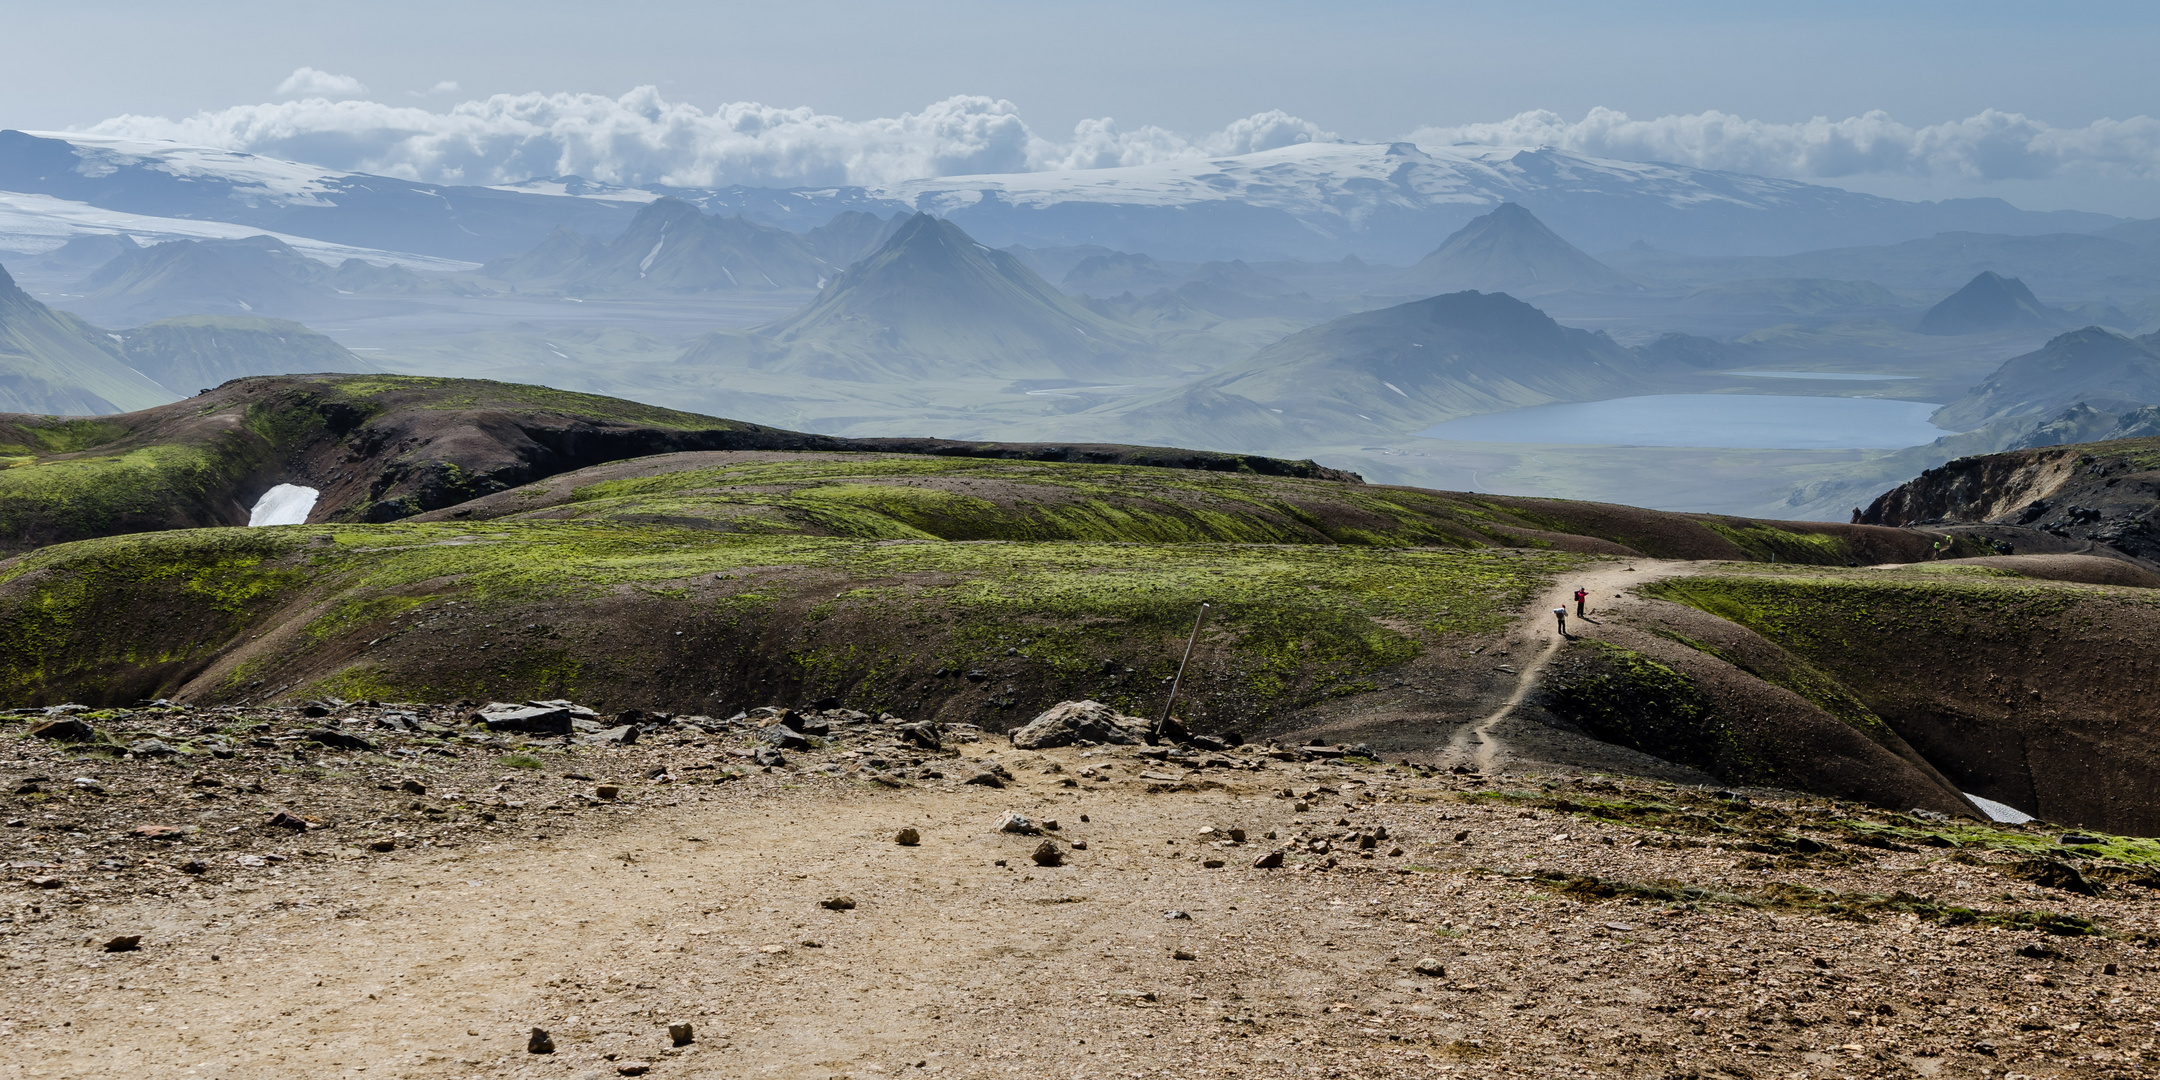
[
  {"left": 275, "top": 67, "right": 369, "bottom": 99},
  {"left": 78, "top": 88, "right": 2160, "bottom": 192},
  {"left": 429, "top": 81, "right": 460, "bottom": 95},
  {"left": 1410, "top": 107, "right": 2160, "bottom": 182},
  {"left": 77, "top": 88, "right": 1335, "bottom": 189}
]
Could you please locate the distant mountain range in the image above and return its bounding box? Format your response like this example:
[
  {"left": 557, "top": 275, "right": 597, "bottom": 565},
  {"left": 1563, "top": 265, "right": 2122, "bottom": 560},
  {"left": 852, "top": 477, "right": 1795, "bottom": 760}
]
[
  {"left": 1, "top": 130, "right": 2133, "bottom": 265},
  {"left": 1934, "top": 327, "right": 2160, "bottom": 429},
  {"left": 477, "top": 199, "right": 910, "bottom": 295},
  {"left": 63, "top": 234, "right": 482, "bottom": 323}
]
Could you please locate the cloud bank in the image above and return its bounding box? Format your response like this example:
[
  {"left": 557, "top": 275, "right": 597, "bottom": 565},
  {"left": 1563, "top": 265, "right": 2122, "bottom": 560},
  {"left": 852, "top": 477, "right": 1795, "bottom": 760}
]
[
  {"left": 78, "top": 90, "right": 1335, "bottom": 189},
  {"left": 74, "top": 89, "right": 2160, "bottom": 190},
  {"left": 1414, "top": 107, "right": 2160, "bottom": 182}
]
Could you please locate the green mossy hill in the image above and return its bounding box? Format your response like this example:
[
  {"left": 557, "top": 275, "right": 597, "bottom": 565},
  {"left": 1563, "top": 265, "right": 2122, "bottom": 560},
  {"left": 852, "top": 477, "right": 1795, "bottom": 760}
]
[
  {"left": 421, "top": 450, "right": 1951, "bottom": 563},
  {"left": 0, "top": 260, "right": 176, "bottom": 415},
  {"left": 1643, "top": 569, "right": 2160, "bottom": 836},
  {"left": 0, "top": 374, "right": 1357, "bottom": 555},
  {"left": 1537, "top": 640, "right": 1771, "bottom": 783},
  {"left": 0, "top": 522, "right": 1571, "bottom": 732}
]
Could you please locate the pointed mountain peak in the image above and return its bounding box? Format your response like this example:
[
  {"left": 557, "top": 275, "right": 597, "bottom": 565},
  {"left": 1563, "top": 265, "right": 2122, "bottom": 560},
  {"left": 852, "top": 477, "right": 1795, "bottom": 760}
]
[
  {"left": 1394, "top": 203, "right": 1632, "bottom": 297},
  {"left": 1919, "top": 270, "right": 2065, "bottom": 335}
]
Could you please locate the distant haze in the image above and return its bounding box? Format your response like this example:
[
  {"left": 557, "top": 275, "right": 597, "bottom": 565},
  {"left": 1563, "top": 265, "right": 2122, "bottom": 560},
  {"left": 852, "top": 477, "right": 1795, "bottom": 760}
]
[{"left": 5, "top": 1, "right": 2159, "bottom": 216}]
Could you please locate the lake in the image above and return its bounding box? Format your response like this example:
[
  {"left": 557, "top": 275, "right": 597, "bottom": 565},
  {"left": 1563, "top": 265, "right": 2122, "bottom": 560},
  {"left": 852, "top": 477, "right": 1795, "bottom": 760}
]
[{"left": 1413, "top": 394, "right": 1951, "bottom": 449}]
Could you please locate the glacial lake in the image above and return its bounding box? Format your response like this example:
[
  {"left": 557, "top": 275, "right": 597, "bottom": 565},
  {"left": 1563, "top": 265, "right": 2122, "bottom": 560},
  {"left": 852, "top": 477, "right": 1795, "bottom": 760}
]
[{"left": 1413, "top": 394, "right": 1951, "bottom": 449}]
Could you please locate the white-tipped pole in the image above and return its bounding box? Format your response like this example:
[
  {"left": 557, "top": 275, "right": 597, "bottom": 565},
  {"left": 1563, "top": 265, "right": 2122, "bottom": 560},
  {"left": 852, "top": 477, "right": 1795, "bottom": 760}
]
[{"left": 1158, "top": 602, "right": 1212, "bottom": 734}]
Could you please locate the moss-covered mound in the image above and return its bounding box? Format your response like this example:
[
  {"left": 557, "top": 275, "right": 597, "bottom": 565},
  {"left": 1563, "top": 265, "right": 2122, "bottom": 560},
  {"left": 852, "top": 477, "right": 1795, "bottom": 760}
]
[
  {"left": 0, "top": 520, "right": 1570, "bottom": 732},
  {"left": 0, "top": 374, "right": 1354, "bottom": 555},
  {"left": 1644, "top": 568, "right": 2160, "bottom": 834}
]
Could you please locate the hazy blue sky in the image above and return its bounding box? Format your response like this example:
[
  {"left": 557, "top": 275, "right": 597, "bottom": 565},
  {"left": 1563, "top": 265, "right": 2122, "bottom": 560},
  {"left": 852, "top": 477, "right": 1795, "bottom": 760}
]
[{"left": 11, "top": 0, "right": 2160, "bottom": 214}]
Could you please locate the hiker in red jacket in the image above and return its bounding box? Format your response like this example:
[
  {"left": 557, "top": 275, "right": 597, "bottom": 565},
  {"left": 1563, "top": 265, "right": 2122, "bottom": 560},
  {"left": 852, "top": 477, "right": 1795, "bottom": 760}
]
[{"left": 1573, "top": 587, "right": 1588, "bottom": 617}]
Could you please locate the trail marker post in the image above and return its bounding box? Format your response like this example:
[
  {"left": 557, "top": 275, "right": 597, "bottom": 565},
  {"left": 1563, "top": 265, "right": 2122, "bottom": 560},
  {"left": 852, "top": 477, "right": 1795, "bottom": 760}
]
[{"left": 1157, "top": 601, "right": 1212, "bottom": 739}]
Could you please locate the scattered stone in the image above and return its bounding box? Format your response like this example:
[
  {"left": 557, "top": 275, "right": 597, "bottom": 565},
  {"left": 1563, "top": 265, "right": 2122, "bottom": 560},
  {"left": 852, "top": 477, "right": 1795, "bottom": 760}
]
[
  {"left": 1164, "top": 909, "right": 1191, "bottom": 920},
  {"left": 2059, "top": 833, "right": 2104, "bottom": 847},
  {"left": 1031, "top": 840, "right": 1065, "bottom": 867},
  {"left": 478, "top": 705, "right": 574, "bottom": 737},
  {"left": 894, "top": 722, "right": 942, "bottom": 751},
  {"left": 1414, "top": 957, "right": 1446, "bottom": 977},
  {"left": 527, "top": 1028, "right": 555, "bottom": 1054},
  {"left": 265, "top": 810, "right": 311, "bottom": 831},
  {"left": 586, "top": 725, "right": 640, "bottom": 746},
  {"left": 1010, "top": 700, "right": 1151, "bottom": 749},
  {"left": 668, "top": 1022, "right": 694, "bottom": 1047},
  {"left": 302, "top": 728, "right": 375, "bottom": 752},
  {"left": 302, "top": 704, "right": 333, "bottom": 718},
  {"left": 895, "top": 827, "right": 921, "bottom": 846},
  {"left": 752, "top": 747, "right": 788, "bottom": 768},
  {"left": 1251, "top": 850, "right": 1285, "bottom": 869},
  {"left": 126, "top": 739, "right": 180, "bottom": 757},
  {"left": 1072, "top": 840, "right": 1088, "bottom": 850},
  {"left": 596, "top": 784, "right": 621, "bottom": 800},
  {"left": 129, "top": 824, "right": 192, "bottom": 840},
  {"left": 399, "top": 779, "right": 427, "bottom": 795},
  {"left": 997, "top": 811, "right": 1039, "bottom": 835},
  {"left": 616, "top": 1062, "right": 650, "bottom": 1076},
  {"left": 1173, "top": 949, "right": 1196, "bottom": 961},
  {"left": 1202, "top": 858, "right": 1225, "bottom": 869},
  {"left": 72, "top": 778, "right": 109, "bottom": 794},
  {"left": 27, "top": 875, "right": 63, "bottom": 889},
  {"left": 821, "top": 896, "right": 857, "bottom": 910},
  {"left": 964, "top": 771, "right": 1006, "bottom": 788},
  {"left": 757, "top": 725, "right": 811, "bottom": 751},
  {"left": 102, "top": 935, "right": 142, "bottom": 952},
  {"left": 368, "top": 840, "right": 396, "bottom": 853}
]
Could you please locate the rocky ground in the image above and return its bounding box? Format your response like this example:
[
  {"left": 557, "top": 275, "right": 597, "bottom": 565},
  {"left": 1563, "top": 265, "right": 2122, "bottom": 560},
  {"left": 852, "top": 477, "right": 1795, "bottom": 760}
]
[{"left": 3, "top": 698, "right": 2159, "bottom": 1080}]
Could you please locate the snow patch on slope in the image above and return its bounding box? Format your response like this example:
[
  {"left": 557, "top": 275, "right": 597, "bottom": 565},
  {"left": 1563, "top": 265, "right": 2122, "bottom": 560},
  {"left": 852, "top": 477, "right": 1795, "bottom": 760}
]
[{"left": 247, "top": 484, "right": 319, "bottom": 527}]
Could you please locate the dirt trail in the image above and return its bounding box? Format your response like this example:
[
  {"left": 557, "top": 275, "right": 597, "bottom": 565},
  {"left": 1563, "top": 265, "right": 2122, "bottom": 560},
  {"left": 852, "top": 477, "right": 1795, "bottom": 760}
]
[{"left": 1448, "top": 559, "right": 1699, "bottom": 773}]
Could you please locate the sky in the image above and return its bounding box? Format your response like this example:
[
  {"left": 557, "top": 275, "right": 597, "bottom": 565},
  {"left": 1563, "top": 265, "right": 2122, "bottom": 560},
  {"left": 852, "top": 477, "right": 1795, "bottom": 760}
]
[{"left": 9, "top": 0, "right": 2160, "bottom": 215}]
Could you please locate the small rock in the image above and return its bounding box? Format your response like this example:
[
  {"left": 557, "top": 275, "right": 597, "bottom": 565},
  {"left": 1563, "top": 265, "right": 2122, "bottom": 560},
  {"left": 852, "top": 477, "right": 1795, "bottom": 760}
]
[
  {"left": 27, "top": 875, "right": 63, "bottom": 889},
  {"left": 1173, "top": 949, "right": 1196, "bottom": 961},
  {"left": 596, "top": 784, "right": 621, "bottom": 800},
  {"left": 367, "top": 840, "right": 396, "bottom": 853},
  {"left": 1202, "top": 858, "right": 1225, "bottom": 869},
  {"left": 27, "top": 718, "right": 96, "bottom": 742},
  {"left": 129, "top": 824, "right": 191, "bottom": 840},
  {"left": 752, "top": 747, "right": 788, "bottom": 768},
  {"left": 1414, "top": 957, "right": 1446, "bottom": 977},
  {"left": 668, "top": 1022, "right": 695, "bottom": 1047},
  {"left": 302, "top": 704, "right": 332, "bottom": 718},
  {"left": 1164, "top": 909, "right": 1191, "bottom": 920},
  {"left": 527, "top": 1028, "right": 556, "bottom": 1054},
  {"left": 821, "top": 896, "right": 857, "bottom": 910},
  {"left": 2059, "top": 833, "right": 2104, "bottom": 847},
  {"left": 1251, "top": 850, "right": 1285, "bottom": 869},
  {"left": 302, "top": 728, "right": 374, "bottom": 752},
  {"left": 399, "top": 779, "right": 427, "bottom": 795},
  {"left": 1010, "top": 700, "right": 1151, "bottom": 749},
  {"left": 997, "top": 811, "right": 1038, "bottom": 835},
  {"left": 757, "top": 725, "right": 811, "bottom": 750},
  {"left": 177, "top": 859, "right": 206, "bottom": 874},
  {"left": 964, "top": 771, "right": 1006, "bottom": 788},
  {"left": 265, "top": 810, "right": 311, "bottom": 831},
  {"left": 1031, "top": 840, "right": 1065, "bottom": 867},
  {"left": 127, "top": 739, "right": 179, "bottom": 758},
  {"left": 894, "top": 722, "right": 942, "bottom": 751},
  {"left": 895, "top": 827, "right": 921, "bottom": 846},
  {"left": 72, "top": 778, "right": 108, "bottom": 794},
  {"left": 479, "top": 705, "right": 574, "bottom": 737},
  {"left": 1071, "top": 839, "right": 1088, "bottom": 850},
  {"left": 616, "top": 1062, "right": 650, "bottom": 1076},
  {"left": 586, "top": 725, "right": 640, "bottom": 746},
  {"left": 102, "top": 935, "right": 142, "bottom": 952}
]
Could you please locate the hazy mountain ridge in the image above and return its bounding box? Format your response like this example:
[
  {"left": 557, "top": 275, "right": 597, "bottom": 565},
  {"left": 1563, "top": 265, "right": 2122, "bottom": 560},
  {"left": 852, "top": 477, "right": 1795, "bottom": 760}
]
[
  {"left": 0, "top": 261, "right": 176, "bottom": 414},
  {"left": 1392, "top": 203, "right": 1634, "bottom": 298}
]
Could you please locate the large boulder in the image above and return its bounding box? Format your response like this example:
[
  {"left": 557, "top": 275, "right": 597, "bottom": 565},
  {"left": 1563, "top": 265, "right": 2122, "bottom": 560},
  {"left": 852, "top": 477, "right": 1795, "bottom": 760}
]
[
  {"left": 472, "top": 702, "right": 574, "bottom": 736},
  {"left": 1010, "top": 700, "right": 1151, "bottom": 750}
]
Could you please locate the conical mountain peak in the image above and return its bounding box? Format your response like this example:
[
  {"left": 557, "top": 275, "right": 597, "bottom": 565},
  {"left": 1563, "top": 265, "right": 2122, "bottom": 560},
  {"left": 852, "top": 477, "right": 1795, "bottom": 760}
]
[{"left": 1393, "top": 203, "right": 1632, "bottom": 297}]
